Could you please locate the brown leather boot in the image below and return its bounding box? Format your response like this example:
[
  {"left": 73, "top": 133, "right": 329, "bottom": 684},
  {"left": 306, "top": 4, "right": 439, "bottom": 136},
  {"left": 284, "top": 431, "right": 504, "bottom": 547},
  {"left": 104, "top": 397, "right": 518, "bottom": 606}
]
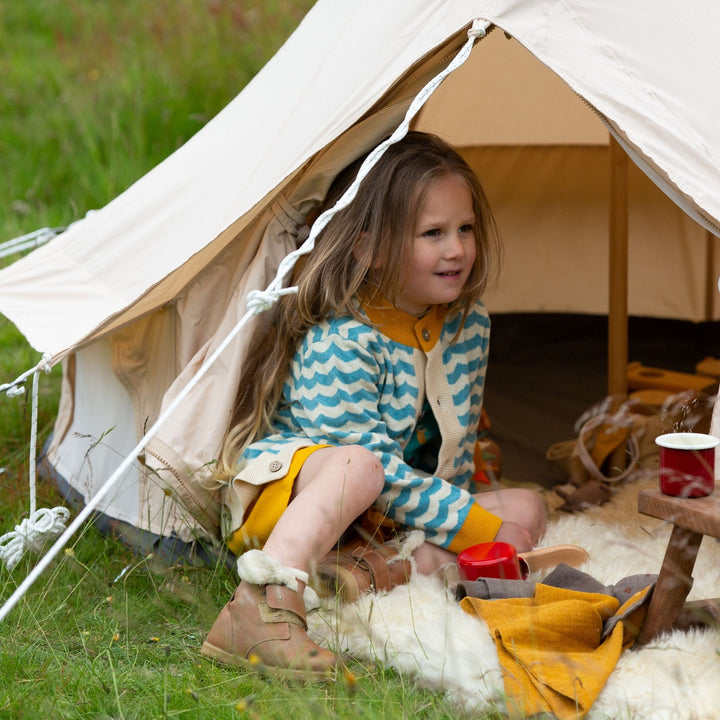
[
  {"left": 312, "top": 540, "right": 413, "bottom": 603},
  {"left": 200, "top": 579, "right": 338, "bottom": 680}
]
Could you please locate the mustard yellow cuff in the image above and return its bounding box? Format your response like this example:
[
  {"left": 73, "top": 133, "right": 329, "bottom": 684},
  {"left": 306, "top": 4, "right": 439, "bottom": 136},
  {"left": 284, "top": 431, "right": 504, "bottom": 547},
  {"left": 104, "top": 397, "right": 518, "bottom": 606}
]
[{"left": 446, "top": 502, "right": 503, "bottom": 554}]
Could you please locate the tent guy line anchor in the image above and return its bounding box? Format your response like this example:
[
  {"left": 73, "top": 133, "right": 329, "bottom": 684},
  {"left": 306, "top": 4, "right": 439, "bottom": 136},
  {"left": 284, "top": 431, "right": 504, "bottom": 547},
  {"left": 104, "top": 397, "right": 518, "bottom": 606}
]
[
  {"left": 0, "top": 18, "right": 489, "bottom": 623},
  {"left": 0, "top": 355, "right": 70, "bottom": 570}
]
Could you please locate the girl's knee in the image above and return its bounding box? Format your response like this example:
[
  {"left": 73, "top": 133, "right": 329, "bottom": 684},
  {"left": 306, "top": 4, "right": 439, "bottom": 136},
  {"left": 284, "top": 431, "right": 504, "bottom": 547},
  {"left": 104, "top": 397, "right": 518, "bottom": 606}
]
[{"left": 331, "top": 445, "right": 385, "bottom": 500}]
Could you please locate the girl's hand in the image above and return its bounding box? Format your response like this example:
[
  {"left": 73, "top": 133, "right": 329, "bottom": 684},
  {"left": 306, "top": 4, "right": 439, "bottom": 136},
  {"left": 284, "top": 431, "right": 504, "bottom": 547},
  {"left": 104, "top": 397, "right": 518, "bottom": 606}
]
[{"left": 493, "top": 521, "right": 534, "bottom": 552}]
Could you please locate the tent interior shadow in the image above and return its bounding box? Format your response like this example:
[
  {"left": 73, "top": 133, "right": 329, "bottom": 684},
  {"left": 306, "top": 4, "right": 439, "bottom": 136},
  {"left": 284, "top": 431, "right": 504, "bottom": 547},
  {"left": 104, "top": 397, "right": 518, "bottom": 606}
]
[{"left": 484, "top": 313, "right": 720, "bottom": 489}]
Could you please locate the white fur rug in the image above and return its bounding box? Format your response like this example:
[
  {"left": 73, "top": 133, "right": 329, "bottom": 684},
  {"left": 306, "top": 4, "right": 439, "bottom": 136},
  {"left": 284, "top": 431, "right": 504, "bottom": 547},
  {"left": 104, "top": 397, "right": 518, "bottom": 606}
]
[{"left": 308, "top": 478, "right": 720, "bottom": 719}]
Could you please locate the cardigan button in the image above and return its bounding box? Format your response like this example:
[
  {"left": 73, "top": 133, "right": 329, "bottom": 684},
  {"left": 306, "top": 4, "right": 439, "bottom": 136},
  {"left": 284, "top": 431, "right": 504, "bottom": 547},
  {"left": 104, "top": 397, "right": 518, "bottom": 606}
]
[
  {"left": 268, "top": 460, "right": 283, "bottom": 472},
  {"left": 421, "top": 328, "right": 430, "bottom": 342}
]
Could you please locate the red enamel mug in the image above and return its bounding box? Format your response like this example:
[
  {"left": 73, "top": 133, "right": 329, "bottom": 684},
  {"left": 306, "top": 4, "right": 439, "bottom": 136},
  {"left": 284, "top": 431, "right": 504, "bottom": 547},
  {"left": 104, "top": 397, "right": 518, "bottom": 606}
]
[
  {"left": 655, "top": 432, "right": 719, "bottom": 498},
  {"left": 457, "top": 541, "right": 526, "bottom": 581}
]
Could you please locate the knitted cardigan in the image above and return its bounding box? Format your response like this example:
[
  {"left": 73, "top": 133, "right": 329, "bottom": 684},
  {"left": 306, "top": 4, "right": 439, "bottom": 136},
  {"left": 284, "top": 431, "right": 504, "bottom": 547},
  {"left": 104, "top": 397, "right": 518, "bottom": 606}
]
[{"left": 229, "top": 299, "right": 502, "bottom": 552}]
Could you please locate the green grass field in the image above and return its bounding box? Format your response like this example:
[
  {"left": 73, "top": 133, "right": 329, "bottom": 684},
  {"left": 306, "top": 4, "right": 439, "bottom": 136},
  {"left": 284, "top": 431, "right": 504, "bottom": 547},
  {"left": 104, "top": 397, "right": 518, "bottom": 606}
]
[{"left": 0, "top": 3, "right": 490, "bottom": 718}]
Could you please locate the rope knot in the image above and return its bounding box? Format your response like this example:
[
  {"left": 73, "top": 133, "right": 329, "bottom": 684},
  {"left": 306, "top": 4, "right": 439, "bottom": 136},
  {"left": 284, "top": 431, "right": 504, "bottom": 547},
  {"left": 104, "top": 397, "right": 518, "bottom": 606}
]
[
  {"left": 39, "top": 353, "right": 53, "bottom": 374},
  {"left": 246, "top": 286, "right": 298, "bottom": 315},
  {"left": 1, "top": 353, "right": 54, "bottom": 397},
  {"left": 0, "top": 507, "right": 71, "bottom": 570},
  {"left": 468, "top": 19, "right": 489, "bottom": 39}
]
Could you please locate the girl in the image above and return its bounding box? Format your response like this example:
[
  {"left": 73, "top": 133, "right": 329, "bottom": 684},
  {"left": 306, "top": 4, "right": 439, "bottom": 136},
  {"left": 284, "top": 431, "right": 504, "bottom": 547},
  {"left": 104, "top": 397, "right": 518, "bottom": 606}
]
[{"left": 201, "top": 131, "right": 546, "bottom": 678}]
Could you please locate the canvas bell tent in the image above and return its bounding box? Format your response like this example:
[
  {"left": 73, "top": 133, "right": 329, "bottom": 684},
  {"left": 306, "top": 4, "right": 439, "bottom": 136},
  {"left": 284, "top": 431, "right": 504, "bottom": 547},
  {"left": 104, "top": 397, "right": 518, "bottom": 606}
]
[{"left": 1, "top": 0, "right": 719, "bottom": 553}]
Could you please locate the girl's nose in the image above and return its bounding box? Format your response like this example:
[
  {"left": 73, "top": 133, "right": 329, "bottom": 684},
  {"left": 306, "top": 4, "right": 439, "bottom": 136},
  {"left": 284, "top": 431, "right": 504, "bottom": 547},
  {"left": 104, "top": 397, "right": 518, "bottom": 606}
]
[{"left": 444, "top": 233, "right": 466, "bottom": 258}]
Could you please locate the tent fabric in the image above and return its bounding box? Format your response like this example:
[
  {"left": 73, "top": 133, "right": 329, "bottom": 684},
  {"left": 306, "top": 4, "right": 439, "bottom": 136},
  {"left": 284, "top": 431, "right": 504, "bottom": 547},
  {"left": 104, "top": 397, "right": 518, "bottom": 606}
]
[
  {"left": 464, "top": 144, "right": 714, "bottom": 319},
  {"left": 1, "top": 0, "right": 719, "bottom": 360},
  {"left": 4, "top": 0, "right": 720, "bottom": 540}
]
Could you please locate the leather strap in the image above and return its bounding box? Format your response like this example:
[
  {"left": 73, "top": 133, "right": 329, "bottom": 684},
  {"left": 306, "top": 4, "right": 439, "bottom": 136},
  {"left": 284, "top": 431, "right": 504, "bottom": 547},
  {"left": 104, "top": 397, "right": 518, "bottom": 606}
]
[
  {"left": 261, "top": 584, "right": 307, "bottom": 629},
  {"left": 351, "top": 546, "right": 395, "bottom": 592},
  {"left": 576, "top": 413, "right": 640, "bottom": 483}
]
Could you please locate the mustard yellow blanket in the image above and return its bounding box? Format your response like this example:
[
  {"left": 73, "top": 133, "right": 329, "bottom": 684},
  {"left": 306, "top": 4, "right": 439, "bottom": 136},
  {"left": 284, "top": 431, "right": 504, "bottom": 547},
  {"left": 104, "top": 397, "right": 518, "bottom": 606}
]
[{"left": 460, "top": 584, "right": 652, "bottom": 719}]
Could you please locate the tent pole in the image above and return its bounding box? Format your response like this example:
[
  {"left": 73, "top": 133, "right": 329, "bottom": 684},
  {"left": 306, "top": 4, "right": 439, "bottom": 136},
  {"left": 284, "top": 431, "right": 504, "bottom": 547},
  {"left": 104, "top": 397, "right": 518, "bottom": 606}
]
[
  {"left": 704, "top": 229, "right": 715, "bottom": 321},
  {"left": 608, "top": 135, "right": 629, "bottom": 471},
  {"left": 608, "top": 136, "right": 628, "bottom": 401}
]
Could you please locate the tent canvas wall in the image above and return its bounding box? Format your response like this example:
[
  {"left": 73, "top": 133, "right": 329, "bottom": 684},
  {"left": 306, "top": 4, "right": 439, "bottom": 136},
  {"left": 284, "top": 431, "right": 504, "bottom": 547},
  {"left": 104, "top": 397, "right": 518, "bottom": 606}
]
[
  {"left": 418, "top": 30, "right": 719, "bottom": 322},
  {"left": 1, "top": 0, "right": 719, "bottom": 547}
]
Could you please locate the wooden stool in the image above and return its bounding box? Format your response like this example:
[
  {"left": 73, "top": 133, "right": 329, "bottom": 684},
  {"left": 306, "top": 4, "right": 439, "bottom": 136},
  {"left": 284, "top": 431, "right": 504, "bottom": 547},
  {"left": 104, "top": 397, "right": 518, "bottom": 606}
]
[
  {"left": 696, "top": 356, "right": 720, "bottom": 380},
  {"left": 627, "top": 361, "right": 717, "bottom": 394},
  {"left": 628, "top": 388, "right": 675, "bottom": 409},
  {"left": 637, "top": 486, "right": 720, "bottom": 643}
]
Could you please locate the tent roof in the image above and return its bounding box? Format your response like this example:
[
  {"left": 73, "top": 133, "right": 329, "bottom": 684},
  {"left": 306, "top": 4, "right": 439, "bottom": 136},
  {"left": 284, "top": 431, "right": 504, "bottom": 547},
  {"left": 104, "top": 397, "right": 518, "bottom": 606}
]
[{"left": 1, "top": 0, "right": 719, "bottom": 360}]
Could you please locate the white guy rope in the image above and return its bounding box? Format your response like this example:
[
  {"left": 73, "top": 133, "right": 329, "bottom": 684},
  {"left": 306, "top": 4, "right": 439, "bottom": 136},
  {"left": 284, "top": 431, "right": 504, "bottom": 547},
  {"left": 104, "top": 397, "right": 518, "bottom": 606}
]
[
  {"left": 0, "top": 210, "right": 97, "bottom": 260},
  {"left": 0, "top": 228, "right": 64, "bottom": 259},
  {"left": 245, "top": 18, "right": 489, "bottom": 310},
  {"left": 0, "top": 18, "right": 489, "bottom": 622},
  {"left": 0, "top": 509, "right": 70, "bottom": 571},
  {"left": 0, "top": 356, "right": 70, "bottom": 570},
  {"left": 0, "top": 353, "right": 52, "bottom": 398}
]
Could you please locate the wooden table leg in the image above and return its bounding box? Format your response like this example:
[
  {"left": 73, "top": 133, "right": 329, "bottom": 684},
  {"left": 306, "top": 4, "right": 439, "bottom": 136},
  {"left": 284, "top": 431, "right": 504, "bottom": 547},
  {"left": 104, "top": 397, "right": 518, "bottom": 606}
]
[{"left": 637, "top": 525, "right": 703, "bottom": 644}]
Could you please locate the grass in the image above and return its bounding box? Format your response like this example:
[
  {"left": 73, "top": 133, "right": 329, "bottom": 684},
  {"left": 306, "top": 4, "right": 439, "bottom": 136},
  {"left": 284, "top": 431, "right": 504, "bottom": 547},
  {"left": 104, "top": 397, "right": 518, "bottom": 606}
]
[
  {"left": 0, "top": 530, "right": 457, "bottom": 720},
  {"left": 0, "top": 2, "right": 490, "bottom": 718},
  {"left": 0, "top": 544, "right": 455, "bottom": 719},
  {"left": 0, "top": 527, "right": 471, "bottom": 719},
  {"left": 1, "top": 0, "right": 312, "bottom": 238}
]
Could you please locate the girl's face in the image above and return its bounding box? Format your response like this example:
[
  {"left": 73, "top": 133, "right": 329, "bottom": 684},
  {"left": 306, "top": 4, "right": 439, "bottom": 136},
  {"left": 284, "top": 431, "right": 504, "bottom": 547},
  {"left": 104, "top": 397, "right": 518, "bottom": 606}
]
[{"left": 394, "top": 174, "right": 477, "bottom": 317}]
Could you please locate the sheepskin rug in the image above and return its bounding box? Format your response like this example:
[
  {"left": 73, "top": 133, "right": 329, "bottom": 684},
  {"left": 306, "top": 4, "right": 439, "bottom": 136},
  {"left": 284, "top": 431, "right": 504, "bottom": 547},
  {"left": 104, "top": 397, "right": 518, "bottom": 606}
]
[{"left": 308, "top": 477, "right": 720, "bottom": 719}]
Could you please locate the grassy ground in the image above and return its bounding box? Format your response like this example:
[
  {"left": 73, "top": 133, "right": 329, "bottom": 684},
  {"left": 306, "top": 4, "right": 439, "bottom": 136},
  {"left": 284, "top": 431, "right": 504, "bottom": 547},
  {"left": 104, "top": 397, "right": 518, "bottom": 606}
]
[{"left": 0, "top": 3, "right": 490, "bottom": 718}]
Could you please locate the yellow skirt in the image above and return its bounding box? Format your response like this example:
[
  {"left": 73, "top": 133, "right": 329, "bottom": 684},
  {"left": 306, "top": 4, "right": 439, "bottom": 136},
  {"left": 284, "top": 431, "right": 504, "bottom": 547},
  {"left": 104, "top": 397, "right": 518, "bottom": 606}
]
[
  {"left": 226, "top": 445, "right": 325, "bottom": 556},
  {"left": 226, "top": 444, "right": 403, "bottom": 556}
]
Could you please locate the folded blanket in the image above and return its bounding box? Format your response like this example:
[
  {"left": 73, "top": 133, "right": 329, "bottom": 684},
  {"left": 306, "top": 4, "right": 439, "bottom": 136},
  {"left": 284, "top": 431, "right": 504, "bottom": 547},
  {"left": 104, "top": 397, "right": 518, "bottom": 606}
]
[
  {"left": 459, "top": 567, "right": 654, "bottom": 719},
  {"left": 456, "top": 563, "right": 657, "bottom": 640}
]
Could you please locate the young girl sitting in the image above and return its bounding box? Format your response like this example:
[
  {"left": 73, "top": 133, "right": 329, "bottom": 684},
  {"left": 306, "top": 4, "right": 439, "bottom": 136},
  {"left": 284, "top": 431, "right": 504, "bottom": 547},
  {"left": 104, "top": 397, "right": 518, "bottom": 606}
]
[{"left": 201, "top": 131, "right": 547, "bottom": 679}]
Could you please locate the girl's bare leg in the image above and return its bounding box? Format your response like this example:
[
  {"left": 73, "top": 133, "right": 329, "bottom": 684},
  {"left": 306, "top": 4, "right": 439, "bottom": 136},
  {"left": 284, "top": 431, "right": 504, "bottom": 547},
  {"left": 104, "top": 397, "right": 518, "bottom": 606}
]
[
  {"left": 413, "top": 487, "right": 546, "bottom": 574},
  {"left": 413, "top": 543, "right": 456, "bottom": 574},
  {"left": 474, "top": 487, "right": 547, "bottom": 549},
  {"left": 203, "top": 445, "right": 383, "bottom": 675},
  {"left": 262, "top": 445, "right": 385, "bottom": 572},
  {"left": 263, "top": 452, "right": 545, "bottom": 577}
]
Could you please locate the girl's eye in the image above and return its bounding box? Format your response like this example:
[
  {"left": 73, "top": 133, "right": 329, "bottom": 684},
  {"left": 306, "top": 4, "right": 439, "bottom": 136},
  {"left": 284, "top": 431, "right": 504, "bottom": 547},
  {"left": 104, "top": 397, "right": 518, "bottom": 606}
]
[
  {"left": 459, "top": 224, "right": 474, "bottom": 234},
  {"left": 422, "top": 228, "right": 442, "bottom": 238}
]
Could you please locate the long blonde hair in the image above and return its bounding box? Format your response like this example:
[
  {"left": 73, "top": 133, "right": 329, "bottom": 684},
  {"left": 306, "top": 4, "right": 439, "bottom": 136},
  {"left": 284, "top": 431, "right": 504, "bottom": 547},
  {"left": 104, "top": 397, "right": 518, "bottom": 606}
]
[{"left": 219, "top": 131, "right": 500, "bottom": 478}]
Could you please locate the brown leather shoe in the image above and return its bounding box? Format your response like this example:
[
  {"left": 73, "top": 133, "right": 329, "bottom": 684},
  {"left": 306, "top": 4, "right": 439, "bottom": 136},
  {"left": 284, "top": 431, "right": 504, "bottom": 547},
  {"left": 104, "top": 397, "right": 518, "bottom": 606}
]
[
  {"left": 312, "top": 542, "right": 412, "bottom": 603},
  {"left": 200, "top": 580, "right": 338, "bottom": 680}
]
